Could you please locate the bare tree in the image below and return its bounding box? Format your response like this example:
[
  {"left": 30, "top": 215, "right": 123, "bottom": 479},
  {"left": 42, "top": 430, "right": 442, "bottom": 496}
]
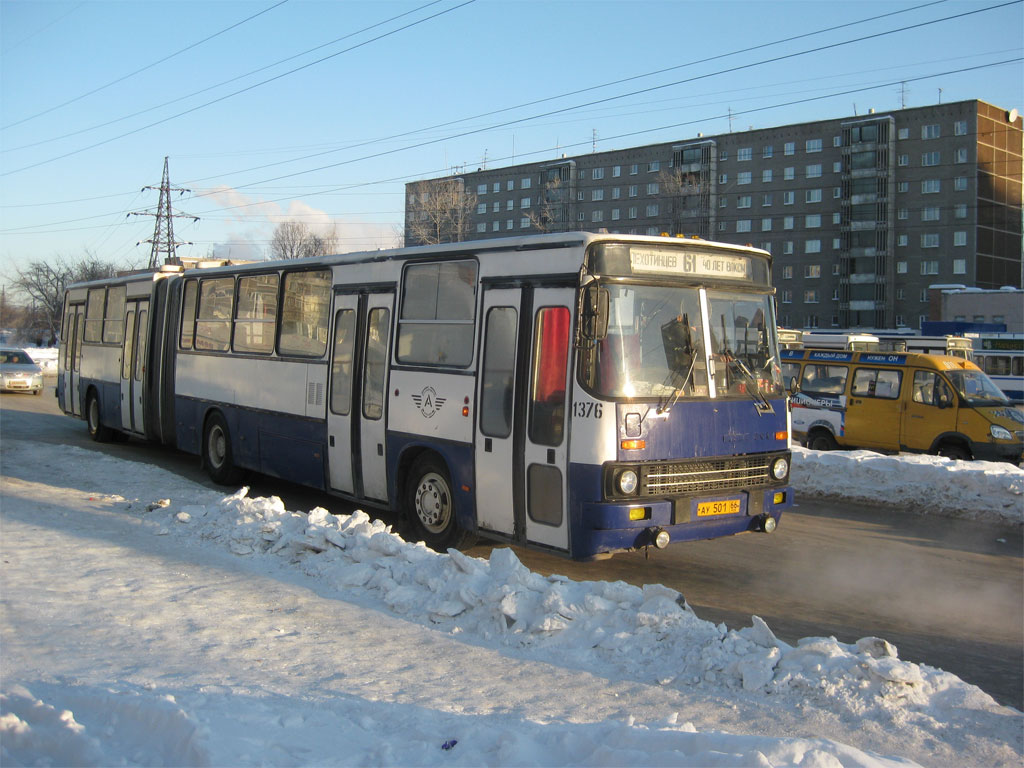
[
  {"left": 6, "top": 252, "right": 123, "bottom": 343},
  {"left": 405, "top": 179, "right": 476, "bottom": 246},
  {"left": 269, "top": 221, "right": 340, "bottom": 260}
]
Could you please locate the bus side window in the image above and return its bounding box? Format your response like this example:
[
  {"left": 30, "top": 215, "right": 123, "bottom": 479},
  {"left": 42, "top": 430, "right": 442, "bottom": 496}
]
[
  {"left": 330, "top": 309, "right": 356, "bottom": 416},
  {"left": 913, "top": 371, "right": 936, "bottom": 405},
  {"left": 362, "top": 308, "right": 390, "bottom": 421},
  {"left": 800, "top": 364, "right": 847, "bottom": 395},
  {"left": 529, "top": 307, "right": 569, "bottom": 447},
  {"left": 480, "top": 307, "right": 517, "bottom": 438}
]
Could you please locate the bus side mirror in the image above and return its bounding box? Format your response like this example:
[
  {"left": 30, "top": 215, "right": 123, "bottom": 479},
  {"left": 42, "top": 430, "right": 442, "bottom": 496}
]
[{"left": 581, "top": 286, "right": 609, "bottom": 341}]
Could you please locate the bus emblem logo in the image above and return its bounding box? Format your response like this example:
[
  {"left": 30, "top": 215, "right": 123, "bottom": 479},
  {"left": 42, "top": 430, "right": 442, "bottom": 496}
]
[{"left": 412, "top": 387, "right": 445, "bottom": 418}]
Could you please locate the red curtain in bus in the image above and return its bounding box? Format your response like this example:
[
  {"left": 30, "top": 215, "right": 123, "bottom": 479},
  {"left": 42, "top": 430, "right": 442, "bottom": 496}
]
[{"left": 534, "top": 307, "right": 570, "bottom": 403}]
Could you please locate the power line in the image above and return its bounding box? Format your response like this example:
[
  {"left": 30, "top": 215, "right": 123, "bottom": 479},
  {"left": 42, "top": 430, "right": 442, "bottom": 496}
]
[
  {"left": 1, "top": 1, "right": 291, "bottom": 132},
  {"left": 0, "top": 0, "right": 478, "bottom": 177},
  {"left": 2, "top": 0, "right": 448, "bottom": 151}
]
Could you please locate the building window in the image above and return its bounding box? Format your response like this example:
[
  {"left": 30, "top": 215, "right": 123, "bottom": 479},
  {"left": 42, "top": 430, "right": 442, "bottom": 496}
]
[
  {"left": 781, "top": 290, "right": 792, "bottom": 304},
  {"left": 953, "top": 258, "right": 966, "bottom": 274},
  {"left": 784, "top": 142, "right": 795, "bottom": 155},
  {"left": 592, "top": 210, "right": 604, "bottom": 222},
  {"left": 763, "top": 145, "right": 774, "bottom": 158},
  {"left": 804, "top": 290, "right": 819, "bottom": 304},
  {"left": 922, "top": 124, "right": 941, "bottom": 139},
  {"left": 955, "top": 147, "right": 968, "bottom": 163},
  {"left": 719, "top": 150, "right": 728, "bottom": 161},
  {"left": 521, "top": 178, "right": 531, "bottom": 189},
  {"left": 737, "top": 195, "right": 752, "bottom": 208},
  {"left": 897, "top": 181, "right": 909, "bottom": 193},
  {"left": 783, "top": 191, "right": 794, "bottom": 205},
  {"left": 833, "top": 238, "right": 841, "bottom": 250},
  {"left": 593, "top": 168, "right": 605, "bottom": 180},
  {"left": 520, "top": 217, "right": 530, "bottom": 229},
  {"left": 954, "top": 120, "right": 968, "bottom": 136},
  {"left": 921, "top": 151, "right": 940, "bottom": 167},
  {"left": 506, "top": 199, "right": 514, "bottom": 211},
  {"left": 762, "top": 169, "right": 773, "bottom": 183},
  {"left": 577, "top": 212, "right": 586, "bottom": 222},
  {"left": 922, "top": 206, "right": 940, "bottom": 221},
  {"left": 737, "top": 220, "right": 752, "bottom": 233},
  {"left": 898, "top": 154, "right": 909, "bottom": 166},
  {"left": 833, "top": 187, "right": 841, "bottom": 198},
  {"left": 897, "top": 128, "right": 909, "bottom": 139},
  {"left": 476, "top": 223, "right": 486, "bottom": 233},
  {"left": 628, "top": 185, "right": 638, "bottom": 197},
  {"left": 896, "top": 261, "right": 908, "bottom": 273},
  {"left": 920, "top": 260, "right": 939, "bottom": 275},
  {"left": 896, "top": 289, "right": 905, "bottom": 300},
  {"left": 719, "top": 173, "right": 728, "bottom": 184},
  {"left": 737, "top": 171, "right": 752, "bottom": 185},
  {"left": 648, "top": 161, "right": 660, "bottom": 172},
  {"left": 592, "top": 189, "right": 604, "bottom": 201},
  {"left": 761, "top": 218, "right": 772, "bottom": 231},
  {"left": 806, "top": 138, "right": 822, "bottom": 153},
  {"left": 492, "top": 201, "right": 500, "bottom": 213},
  {"left": 783, "top": 241, "right": 794, "bottom": 255},
  {"left": 506, "top": 219, "right": 514, "bottom": 230},
  {"left": 738, "top": 147, "right": 752, "bottom": 161},
  {"left": 784, "top": 167, "right": 795, "bottom": 180},
  {"left": 645, "top": 203, "right": 659, "bottom": 217},
  {"left": 897, "top": 234, "right": 908, "bottom": 246},
  {"left": 507, "top": 180, "right": 515, "bottom": 191},
  {"left": 611, "top": 208, "right": 620, "bottom": 221},
  {"left": 806, "top": 189, "right": 822, "bottom": 203},
  {"left": 630, "top": 164, "right": 639, "bottom": 175},
  {"left": 612, "top": 187, "right": 621, "bottom": 200},
  {"left": 782, "top": 265, "right": 793, "bottom": 279},
  {"left": 805, "top": 214, "right": 821, "bottom": 228},
  {"left": 955, "top": 203, "right": 967, "bottom": 218},
  {"left": 628, "top": 207, "right": 637, "bottom": 219},
  {"left": 954, "top": 231, "right": 967, "bottom": 246},
  {"left": 718, "top": 221, "right": 727, "bottom": 232},
  {"left": 922, "top": 179, "right": 940, "bottom": 194},
  {"left": 477, "top": 184, "right": 487, "bottom": 195},
  {"left": 577, "top": 191, "right": 585, "bottom": 202},
  {"left": 520, "top": 197, "right": 531, "bottom": 209},
  {"left": 476, "top": 203, "right": 487, "bottom": 214},
  {"left": 492, "top": 221, "right": 500, "bottom": 231},
  {"left": 833, "top": 135, "right": 842, "bottom": 147},
  {"left": 612, "top": 165, "right": 621, "bottom": 177},
  {"left": 762, "top": 193, "right": 773, "bottom": 206},
  {"left": 954, "top": 176, "right": 968, "bottom": 191},
  {"left": 898, "top": 208, "right": 909, "bottom": 220},
  {"left": 783, "top": 216, "right": 795, "bottom": 230},
  {"left": 646, "top": 182, "right": 659, "bottom": 195},
  {"left": 806, "top": 164, "right": 822, "bottom": 178},
  {"left": 921, "top": 233, "right": 939, "bottom": 248},
  {"left": 719, "top": 196, "right": 728, "bottom": 208}
]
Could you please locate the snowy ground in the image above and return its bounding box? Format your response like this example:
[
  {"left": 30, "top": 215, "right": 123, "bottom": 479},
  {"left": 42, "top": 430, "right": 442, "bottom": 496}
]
[{"left": 2, "top": 424, "right": 1022, "bottom": 766}]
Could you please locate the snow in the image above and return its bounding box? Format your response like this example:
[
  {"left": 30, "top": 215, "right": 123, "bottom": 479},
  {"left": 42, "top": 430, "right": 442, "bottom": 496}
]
[{"left": 2, "top": 431, "right": 1021, "bottom": 767}]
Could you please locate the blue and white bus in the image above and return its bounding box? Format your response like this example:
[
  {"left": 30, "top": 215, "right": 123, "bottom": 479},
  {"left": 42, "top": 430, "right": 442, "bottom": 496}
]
[
  {"left": 57, "top": 233, "right": 793, "bottom": 560},
  {"left": 970, "top": 334, "right": 1024, "bottom": 403}
]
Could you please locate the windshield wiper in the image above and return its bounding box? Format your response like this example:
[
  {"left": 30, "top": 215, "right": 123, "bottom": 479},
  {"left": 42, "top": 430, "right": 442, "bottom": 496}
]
[
  {"left": 657, "top": 355, "right": 698, "bottom": 414},
  {"left": 723, "top": 351, "right": 774, "bottom": 415}
]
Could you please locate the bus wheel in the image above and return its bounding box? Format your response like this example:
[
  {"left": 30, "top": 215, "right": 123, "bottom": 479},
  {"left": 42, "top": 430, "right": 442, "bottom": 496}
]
[
  {"left": 808, "top": 431, "right": 837, "bottom": 452},
  {"left": 86, "top": 391, "right": 113, "bottom": 443},
  {"left": 203, "top": 412, "right": 244, "bottom": 486},
  {"left": 405, "top": 454, "right": 475, "bottom": 552},
  {"left": 937, "top": 442, "right": 971, "bottom": 461}
]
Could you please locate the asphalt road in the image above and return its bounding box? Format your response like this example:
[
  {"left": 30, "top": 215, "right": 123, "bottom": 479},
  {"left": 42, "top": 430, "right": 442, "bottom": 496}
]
[{"left": 3, "top": 381, "right": 1022, "bottom": 709}]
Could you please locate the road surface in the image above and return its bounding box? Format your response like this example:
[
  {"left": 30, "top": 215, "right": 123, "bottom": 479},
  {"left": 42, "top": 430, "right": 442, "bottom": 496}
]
[{"left": 2, "top": 382, "right": 1021, "bottom": 709}]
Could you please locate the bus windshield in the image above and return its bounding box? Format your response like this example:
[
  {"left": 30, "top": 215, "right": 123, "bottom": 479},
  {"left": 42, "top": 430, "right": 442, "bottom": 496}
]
[
  {"left": 945, "top": 369, "right": 1009, "bottom": 405},
  {"left": 582, "top": 284, "right": 782, "bottom": 400}
]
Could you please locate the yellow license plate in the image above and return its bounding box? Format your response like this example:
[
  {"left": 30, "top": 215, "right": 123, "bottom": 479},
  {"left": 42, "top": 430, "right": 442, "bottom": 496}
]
[{"left": 696, "top": 499, "right": 741, "bottom": 517}]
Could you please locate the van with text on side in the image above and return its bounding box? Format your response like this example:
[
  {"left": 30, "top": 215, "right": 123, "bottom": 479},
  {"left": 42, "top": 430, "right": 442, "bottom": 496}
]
[{"left": 780, "top": 349, "right": 1023, "bottom": 463}]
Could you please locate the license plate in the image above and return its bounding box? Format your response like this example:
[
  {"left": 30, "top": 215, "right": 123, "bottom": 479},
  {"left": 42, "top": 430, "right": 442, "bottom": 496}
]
[{"left": 696, "top": 499, "right": 741, "bottom": 517}]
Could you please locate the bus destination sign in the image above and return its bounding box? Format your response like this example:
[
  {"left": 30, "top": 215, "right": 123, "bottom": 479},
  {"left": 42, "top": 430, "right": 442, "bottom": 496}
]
[{"left": 630, "top": 247, "right": 750, "bottom": 280}]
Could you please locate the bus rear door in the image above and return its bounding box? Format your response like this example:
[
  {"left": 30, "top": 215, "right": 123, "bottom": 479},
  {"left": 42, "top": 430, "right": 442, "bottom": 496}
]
[
  {"left": 120, "top": 299, "right": 149, "bottom": 433},
  {"left": 327, "top": 290, "right": 394, "bottom": 502},
  {"left": 68, "top": 303, "right": 85, "bottom": 417}
]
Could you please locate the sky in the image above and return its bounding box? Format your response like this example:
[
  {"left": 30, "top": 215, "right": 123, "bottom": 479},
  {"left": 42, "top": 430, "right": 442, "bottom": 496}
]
[
  {"left": 1, "top": 377, "right": 1022, "bottom": 766},
  {"left": 1, "top": 0, "right": 1022, "bottom": 282}
]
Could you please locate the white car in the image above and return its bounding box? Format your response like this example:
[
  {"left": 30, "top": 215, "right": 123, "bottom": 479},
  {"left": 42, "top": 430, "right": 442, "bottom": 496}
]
[{"left": 0, "top": 347, "right": 44, "bottom": 395}]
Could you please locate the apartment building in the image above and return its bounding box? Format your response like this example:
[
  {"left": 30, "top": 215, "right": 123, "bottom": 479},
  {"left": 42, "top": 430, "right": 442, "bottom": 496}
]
[{"left": 404, "top": 99, "right": 1022, "bottom": 330}]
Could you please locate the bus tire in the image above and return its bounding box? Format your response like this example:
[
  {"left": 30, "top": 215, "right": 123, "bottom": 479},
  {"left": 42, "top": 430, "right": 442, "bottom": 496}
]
[
  {"left": 203, "top": 412, "right": 244, "bottom": 486},
  {"left": 405, "top": 454, "right": 475, "bottom": 552},
  {"left": 936, "top": 442, "right": 971, "bottom": 461},
  {"left": 807, "top": 431, "right": 837, "bottom": 452},
  {"left": 86, "top": 391, "right": 113, "bottom": 443}
]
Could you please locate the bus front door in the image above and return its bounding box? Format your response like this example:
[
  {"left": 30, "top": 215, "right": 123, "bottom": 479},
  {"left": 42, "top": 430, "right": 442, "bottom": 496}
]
[
  {"left": 327, "top": 291, "right": 393, "bottom": 502},
  {"left": 474, "top": 286, "right": 572, "bottom": 552},
  {"left": 120, "top": 300, "right": 149, "bottom": 434}
]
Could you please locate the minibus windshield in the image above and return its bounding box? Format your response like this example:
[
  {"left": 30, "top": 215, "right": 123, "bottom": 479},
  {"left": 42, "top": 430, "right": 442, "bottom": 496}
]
[
  {"left": 580, "top": 284, "right": 783, "bottom": 400},
  {"left": 945, "top": 369, "right": 1010, "bottom": 406}
]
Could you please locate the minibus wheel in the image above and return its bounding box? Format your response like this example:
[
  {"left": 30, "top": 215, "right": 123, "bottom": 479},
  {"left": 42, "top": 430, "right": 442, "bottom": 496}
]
[
  {"left": 807, "top": 430, "right": 837, "bottom": 452},
  {"left": 86, "top": 391, "right": 113, "bottom": 443},
  {"left": 936, "top": 442, "right": 971, "bottom": 461},
  {"left": 203, "top": 412, "right": 244, "bottom": 485},
  {"left": 405, "top": 453, "right": 475, "bottom": 552}
]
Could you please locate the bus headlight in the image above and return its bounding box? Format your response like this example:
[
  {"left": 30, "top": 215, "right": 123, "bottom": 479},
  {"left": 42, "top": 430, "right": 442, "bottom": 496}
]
[
  {"left": 617, "top": 469, "right": 639, "bottom": 495},
  {"left": 990, "top": 424, "right": 1013, "bottom": 440},
  {"left": 771, "top": 457, "right": 789, "bottom": 480}
]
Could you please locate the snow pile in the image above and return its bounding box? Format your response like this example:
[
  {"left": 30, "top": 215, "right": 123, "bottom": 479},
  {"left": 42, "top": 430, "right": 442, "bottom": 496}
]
[
  {"left": 792, "top": 447, "right": 1023, "bottom": 522},
  {"left": 171, "top": 488, "right": 1010, "bottom": 734}
]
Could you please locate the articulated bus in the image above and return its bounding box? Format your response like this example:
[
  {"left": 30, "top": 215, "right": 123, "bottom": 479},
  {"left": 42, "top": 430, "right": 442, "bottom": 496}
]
[{"left": 57, "top": 233, "right": 793, "bottom": 560}]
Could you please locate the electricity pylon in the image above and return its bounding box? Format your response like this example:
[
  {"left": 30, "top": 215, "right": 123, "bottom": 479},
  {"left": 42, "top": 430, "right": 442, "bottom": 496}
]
[{"left": 130, "top": 156, "right": 199, "bottom": 269}]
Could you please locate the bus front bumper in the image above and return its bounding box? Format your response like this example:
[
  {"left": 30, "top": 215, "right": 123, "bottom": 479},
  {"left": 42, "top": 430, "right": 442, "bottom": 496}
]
[{"left": 575, "top": 486, "right": 793, "bottom": 559}]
